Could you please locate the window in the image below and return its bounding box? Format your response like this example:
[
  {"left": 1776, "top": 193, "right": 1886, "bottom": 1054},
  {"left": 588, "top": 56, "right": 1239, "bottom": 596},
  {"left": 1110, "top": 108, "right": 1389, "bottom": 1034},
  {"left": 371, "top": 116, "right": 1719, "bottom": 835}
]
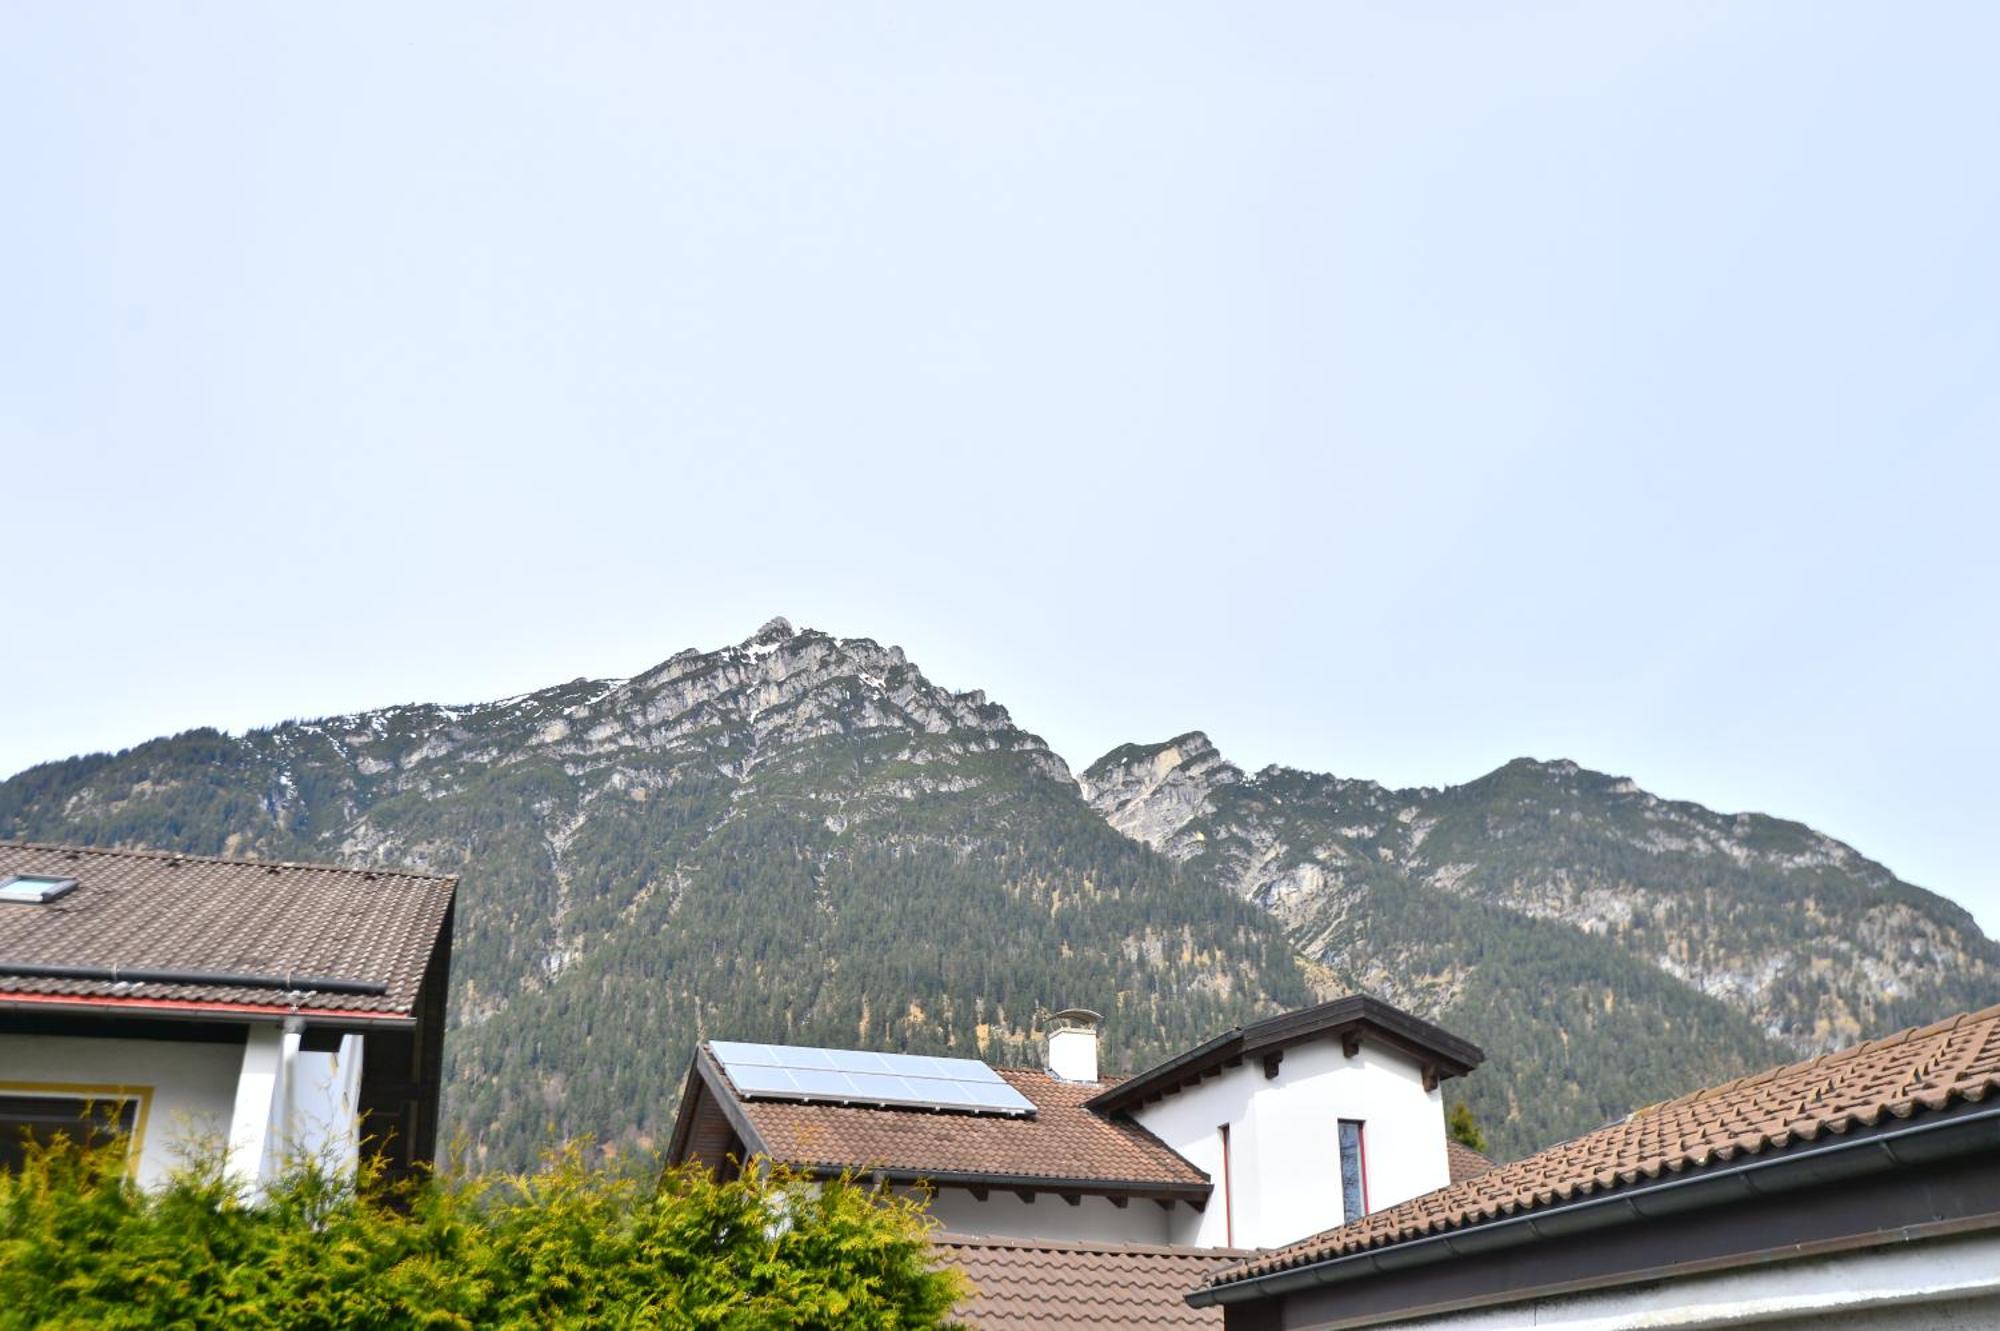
[
  {"left": 1218, "top": 1123, "right": 1234, "bottom": 1245},
  {"left": 0, "top": 875, "right": 77, "bottom": 904},
  {"left": 1338, "top": 1119, "right": 1368, "bottom": 1222},
  {"left": 0, "top": 1094, "right": 139, "bottom": 1173}
]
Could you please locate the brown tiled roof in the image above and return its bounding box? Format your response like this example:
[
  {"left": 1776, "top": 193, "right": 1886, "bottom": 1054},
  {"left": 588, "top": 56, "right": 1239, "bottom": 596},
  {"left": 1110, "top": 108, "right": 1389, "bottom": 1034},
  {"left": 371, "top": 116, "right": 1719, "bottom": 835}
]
[
  {"left": 1445, "top": 1139, "right": 1497, "bottom": 1183},
  {"left": 935, "top": 1234, "right": 1254, "bottom": 1329},
  {"left": 1209, "top": 1002, "right": 2000, "bottom": 1288},
  {"left": 0, "top": 841, "right": 455, "bottom": 1018},
  {"left": 701, "top": 1048, "right": 1210, "bottom": 1197}
]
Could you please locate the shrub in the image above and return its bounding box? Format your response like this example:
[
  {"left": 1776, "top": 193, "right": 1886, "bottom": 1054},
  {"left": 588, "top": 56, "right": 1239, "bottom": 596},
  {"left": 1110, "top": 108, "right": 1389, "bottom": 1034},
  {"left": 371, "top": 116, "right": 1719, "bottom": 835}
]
[
  {"left": 0, "top": 1140, "right": 966, "bottom": 1330},
  {"left": 1445, "top": 1101, "right": 1489, "bottom": 1154}
]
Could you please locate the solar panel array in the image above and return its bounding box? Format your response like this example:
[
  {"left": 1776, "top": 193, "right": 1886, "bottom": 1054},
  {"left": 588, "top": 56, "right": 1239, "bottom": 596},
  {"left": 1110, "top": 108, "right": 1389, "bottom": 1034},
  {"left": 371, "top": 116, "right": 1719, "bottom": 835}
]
[{"left": 709, "top": 1040, "right": 1038, "bottom": 1116}]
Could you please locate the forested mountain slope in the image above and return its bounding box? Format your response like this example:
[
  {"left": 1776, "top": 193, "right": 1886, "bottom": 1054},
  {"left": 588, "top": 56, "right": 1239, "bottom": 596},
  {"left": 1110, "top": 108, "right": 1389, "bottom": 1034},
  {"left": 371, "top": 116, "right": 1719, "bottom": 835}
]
[
  {"left": 4, "top": 621, "right": 1993, "bottom": 1164},
  {"left": 0, "top": 620, "right": 1306, "bottom": 1166},
  {"left": 1081, "top": 734, "right": 2000, "bottom": 1155}
]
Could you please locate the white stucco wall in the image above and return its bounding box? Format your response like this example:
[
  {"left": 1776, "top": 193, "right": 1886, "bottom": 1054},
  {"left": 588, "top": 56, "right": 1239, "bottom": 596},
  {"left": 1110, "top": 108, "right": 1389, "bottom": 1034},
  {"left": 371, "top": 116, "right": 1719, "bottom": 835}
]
[
  {"left": 1332, "top": 1228, "right": 2000, "bottom": 1331},
  {"left": 283, "top": 1034, "right": 364, "bottom": 1177},
  {"left": 0, "top": 1032, "right": 242, "bottom": 1187},
  {"left": 920, "top": 1184, "right": 1176, "bottom": 1243},
  {"left": 1, "top": 1025, "right": 365, "bottom": 1190},
  {"left": 1131, "top": 1036, "right": 1450, "bottom": 1250}
]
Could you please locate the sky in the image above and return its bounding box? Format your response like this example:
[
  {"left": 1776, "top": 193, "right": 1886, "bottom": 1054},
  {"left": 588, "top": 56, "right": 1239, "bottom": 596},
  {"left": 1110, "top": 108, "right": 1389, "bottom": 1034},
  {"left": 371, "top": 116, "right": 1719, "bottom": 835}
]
[{"left": 2, "top": 4, "right": 1996, "bottom": 930}]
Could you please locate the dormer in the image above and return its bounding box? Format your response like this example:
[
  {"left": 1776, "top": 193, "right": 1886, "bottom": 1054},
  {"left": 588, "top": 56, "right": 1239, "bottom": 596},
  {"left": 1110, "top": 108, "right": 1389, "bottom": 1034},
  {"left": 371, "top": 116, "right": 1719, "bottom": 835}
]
[{"left": 1085, "top": 995, "right": 1482, "bottom": 1249}]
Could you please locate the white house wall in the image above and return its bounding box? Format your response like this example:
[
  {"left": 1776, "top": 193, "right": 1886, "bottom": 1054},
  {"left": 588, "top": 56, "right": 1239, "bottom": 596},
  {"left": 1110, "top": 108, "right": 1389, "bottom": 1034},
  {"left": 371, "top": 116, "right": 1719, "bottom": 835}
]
[
  {"left": 284, "top": 1033, "right": 364, "bottom": 1178},
  {"left": 227, "top": 1024, "right": 286, "bottom": 1186},
  {"left": 2, "top": 1025, "right": 365, "bottom": 1191},
  {"left": 1131, "top": 1036, "right": 1450, "bottom": 1250},
  {"left": 229, "top": 1024, "right": 368, "bottom": 1191},
  {"left": 920, "top": 1185, "right": 1176, "bottom": 1244},
  {"left": 0, "top": 1032, "right": 241, "bottom": 1188}
]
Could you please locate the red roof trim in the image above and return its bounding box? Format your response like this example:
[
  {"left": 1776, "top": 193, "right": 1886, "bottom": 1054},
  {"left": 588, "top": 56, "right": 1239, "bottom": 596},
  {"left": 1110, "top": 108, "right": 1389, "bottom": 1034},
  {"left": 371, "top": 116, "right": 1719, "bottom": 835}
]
[{"left": 0, "top": 990, "right": 414, "bottom": 1021}]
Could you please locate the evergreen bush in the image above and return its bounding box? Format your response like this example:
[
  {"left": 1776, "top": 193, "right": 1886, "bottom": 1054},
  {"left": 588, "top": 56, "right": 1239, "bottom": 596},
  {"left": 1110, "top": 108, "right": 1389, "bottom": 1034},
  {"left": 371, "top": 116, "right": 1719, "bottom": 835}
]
[{"left": 0, "top": 1140, "right": 966, "bottom": 1330}]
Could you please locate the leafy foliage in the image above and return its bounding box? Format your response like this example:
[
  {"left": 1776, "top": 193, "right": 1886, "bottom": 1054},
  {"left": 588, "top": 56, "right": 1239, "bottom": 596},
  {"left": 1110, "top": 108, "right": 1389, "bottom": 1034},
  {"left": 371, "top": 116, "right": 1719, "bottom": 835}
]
[
  {"left": 0, "top": 1140, "right": 966, "bottom": 1330},
  {"left": 1445, "top": 1102, "right": 1487, "bottom": 1154}
]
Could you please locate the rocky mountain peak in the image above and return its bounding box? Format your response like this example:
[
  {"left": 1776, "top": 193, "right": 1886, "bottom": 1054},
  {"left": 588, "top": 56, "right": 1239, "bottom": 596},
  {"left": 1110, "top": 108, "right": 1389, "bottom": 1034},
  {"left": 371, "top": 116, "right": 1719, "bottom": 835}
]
[
  {"left": 1080, "top": 731, "right": 1244, "bottom": 849},
  {"left": 504, "top": 620, "right": 1073, "bottom": 796},
  {"left": 1496, "top": 756, "right": 1583, "bottom": 781},
  {"left": 748, "top": 615, "right": 796, "bottom": 645}
]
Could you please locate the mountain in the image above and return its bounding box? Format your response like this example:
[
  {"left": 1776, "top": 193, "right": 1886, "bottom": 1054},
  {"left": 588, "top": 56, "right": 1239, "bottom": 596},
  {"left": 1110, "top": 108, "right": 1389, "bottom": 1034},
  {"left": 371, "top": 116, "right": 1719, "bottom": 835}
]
[
  {"left": 1082, "top": 734, "right": 2000, "bottom": 1153},
  {"left": 0, "top": 620, "right": 1308, "bottom": 1167},
  {"left": 3, "top": 620, "right": 1994, "bottom": 1163}
]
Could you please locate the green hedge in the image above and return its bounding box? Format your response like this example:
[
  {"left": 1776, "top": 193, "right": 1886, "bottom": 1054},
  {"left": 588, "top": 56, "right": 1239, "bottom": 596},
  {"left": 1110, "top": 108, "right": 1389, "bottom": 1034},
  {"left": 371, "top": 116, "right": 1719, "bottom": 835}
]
[{"left": 0, "top": 1143, "right": 966, "bottom": 1330}]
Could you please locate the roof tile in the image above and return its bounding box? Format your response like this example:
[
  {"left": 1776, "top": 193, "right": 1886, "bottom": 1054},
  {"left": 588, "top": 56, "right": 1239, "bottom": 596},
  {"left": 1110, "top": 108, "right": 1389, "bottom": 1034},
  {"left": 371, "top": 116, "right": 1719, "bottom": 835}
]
[
  {"left": 1209, "top": 1002, "right": 2000, "bottom": 1288},
  {"left": 719, "top": 1056, "right": 1209, "bottom": 1193},
  {"left": 935, "top": 1234, "right": 1254, "bottom": 1329},
  {"left": 0, "top": 841, "right": 454, "bottom": 1016},
  {"left": 1445, "top": 1140, "right": 1497, "bottom": 1183}
]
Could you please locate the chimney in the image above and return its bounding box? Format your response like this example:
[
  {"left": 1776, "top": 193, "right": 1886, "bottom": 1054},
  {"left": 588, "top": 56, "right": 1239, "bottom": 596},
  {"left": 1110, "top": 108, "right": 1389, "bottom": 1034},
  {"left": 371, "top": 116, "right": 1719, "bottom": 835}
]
[{"left": 1047, "top": 1008, "right": 1103, "bottom": 1084}]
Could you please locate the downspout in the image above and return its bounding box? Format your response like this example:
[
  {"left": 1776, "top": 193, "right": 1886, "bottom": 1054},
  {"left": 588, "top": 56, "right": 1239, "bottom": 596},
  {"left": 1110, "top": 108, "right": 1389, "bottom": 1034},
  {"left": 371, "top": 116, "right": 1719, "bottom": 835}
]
[{"left": 275, "top": 1015, "right": 302, "bottom": 1176}]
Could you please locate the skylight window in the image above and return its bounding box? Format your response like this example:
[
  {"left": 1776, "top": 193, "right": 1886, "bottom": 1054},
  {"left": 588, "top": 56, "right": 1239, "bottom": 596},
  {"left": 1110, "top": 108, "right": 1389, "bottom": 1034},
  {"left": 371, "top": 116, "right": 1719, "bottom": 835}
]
[{"left": 0, "top": 875, "right": 78, "bottom": 904}]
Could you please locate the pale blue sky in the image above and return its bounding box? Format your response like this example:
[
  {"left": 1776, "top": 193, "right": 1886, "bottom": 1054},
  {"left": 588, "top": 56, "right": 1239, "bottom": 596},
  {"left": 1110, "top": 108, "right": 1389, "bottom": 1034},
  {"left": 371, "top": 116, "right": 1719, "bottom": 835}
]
[{"left": 3, "top": 5, "right": 1995, "bottom": 929}]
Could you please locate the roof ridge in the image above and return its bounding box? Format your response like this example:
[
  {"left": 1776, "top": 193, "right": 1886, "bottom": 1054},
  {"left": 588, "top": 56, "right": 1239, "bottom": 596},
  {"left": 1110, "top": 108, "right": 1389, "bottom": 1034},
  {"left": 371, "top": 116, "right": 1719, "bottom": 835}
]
[
  {"left": 694, "top": 1044, "right": 1130, "bottom": 1086},
  {"left": 996, "top": 1065, "right": 1130, "bottom": 1085},
  {"left": 696, "top": 1044, "right": 1135, "bottom": 1086},
  {"left": 1646, "top": 1003, "right": 1998, "bottom": 1114},
  {"left": 0, "top": 839, "right": 457, "bottom": 884}
]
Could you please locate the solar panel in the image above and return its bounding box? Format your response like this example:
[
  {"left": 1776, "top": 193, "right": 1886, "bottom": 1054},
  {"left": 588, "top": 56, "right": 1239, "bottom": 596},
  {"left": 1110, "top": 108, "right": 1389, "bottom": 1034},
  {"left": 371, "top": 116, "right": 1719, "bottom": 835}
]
[{"left": 709, "top": 1040, "right": 1037, "bottom": 1116}]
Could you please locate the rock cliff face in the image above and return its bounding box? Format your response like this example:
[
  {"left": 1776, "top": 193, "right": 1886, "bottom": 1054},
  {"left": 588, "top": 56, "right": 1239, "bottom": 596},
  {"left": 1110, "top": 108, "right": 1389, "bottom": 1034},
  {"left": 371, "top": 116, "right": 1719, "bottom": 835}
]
[
  {"left": 1085, "top": 732, "right": 1242, "bottom": 855},
  {"left": 5, "top": 622, "right": 1994, "bottom": 1162},
  {"left": 1081, "top": 736, "right": 2000, "bottom": 1153}
]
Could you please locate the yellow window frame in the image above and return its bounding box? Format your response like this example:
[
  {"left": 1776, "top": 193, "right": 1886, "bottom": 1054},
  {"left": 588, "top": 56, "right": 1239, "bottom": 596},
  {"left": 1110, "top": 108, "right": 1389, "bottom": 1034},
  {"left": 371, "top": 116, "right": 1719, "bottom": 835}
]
[{"left": 0, "top": 1079, "right": 155, "bottom": 1170}]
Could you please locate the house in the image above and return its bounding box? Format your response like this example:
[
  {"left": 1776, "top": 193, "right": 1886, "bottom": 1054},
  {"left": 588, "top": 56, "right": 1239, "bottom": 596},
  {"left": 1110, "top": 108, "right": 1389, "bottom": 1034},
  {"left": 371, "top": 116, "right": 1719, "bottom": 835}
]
[
  {"left": 1190, "top": 1001, "right": 2000, "bottom": 1331},
  {"left": 667, "top": 995, "right": 1486, "bottom": 1322},
  {"left": 0, "top": 840, "right": 456, "bottom": 1190}
]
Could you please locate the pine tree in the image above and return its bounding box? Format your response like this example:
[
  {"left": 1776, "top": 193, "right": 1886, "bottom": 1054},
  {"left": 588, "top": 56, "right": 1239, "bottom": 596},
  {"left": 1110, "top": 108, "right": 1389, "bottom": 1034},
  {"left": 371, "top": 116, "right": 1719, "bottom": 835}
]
[{"left": 1447, "top": 1101, "right": 1489, "bottom": 1154}]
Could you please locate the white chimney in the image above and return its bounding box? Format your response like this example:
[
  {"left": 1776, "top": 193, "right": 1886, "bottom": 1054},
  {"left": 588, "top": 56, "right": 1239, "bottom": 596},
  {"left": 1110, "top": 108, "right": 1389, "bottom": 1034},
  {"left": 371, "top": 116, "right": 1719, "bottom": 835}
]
[{"left": 1047, "top": 1008, "right": 1103, "bottom": 1084}]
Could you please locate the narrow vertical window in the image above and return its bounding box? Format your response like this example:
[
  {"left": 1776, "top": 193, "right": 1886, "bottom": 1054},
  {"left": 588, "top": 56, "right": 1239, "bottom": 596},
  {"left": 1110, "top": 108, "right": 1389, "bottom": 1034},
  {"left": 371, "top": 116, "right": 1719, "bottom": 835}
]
[
  {"left": 1218, "top": 1123, "right": 1234, "bottom": 1245},
  {"left": 1338, "top": 1119, "right": 1368, "bottom": 1222}
]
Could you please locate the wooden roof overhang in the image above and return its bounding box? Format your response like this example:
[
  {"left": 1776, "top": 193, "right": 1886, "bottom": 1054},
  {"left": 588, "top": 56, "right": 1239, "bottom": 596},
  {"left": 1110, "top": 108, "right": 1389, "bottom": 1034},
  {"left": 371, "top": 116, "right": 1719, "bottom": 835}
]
[{"left": 1085, "top": 994, "right": 1485, "bottom": 1115}]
